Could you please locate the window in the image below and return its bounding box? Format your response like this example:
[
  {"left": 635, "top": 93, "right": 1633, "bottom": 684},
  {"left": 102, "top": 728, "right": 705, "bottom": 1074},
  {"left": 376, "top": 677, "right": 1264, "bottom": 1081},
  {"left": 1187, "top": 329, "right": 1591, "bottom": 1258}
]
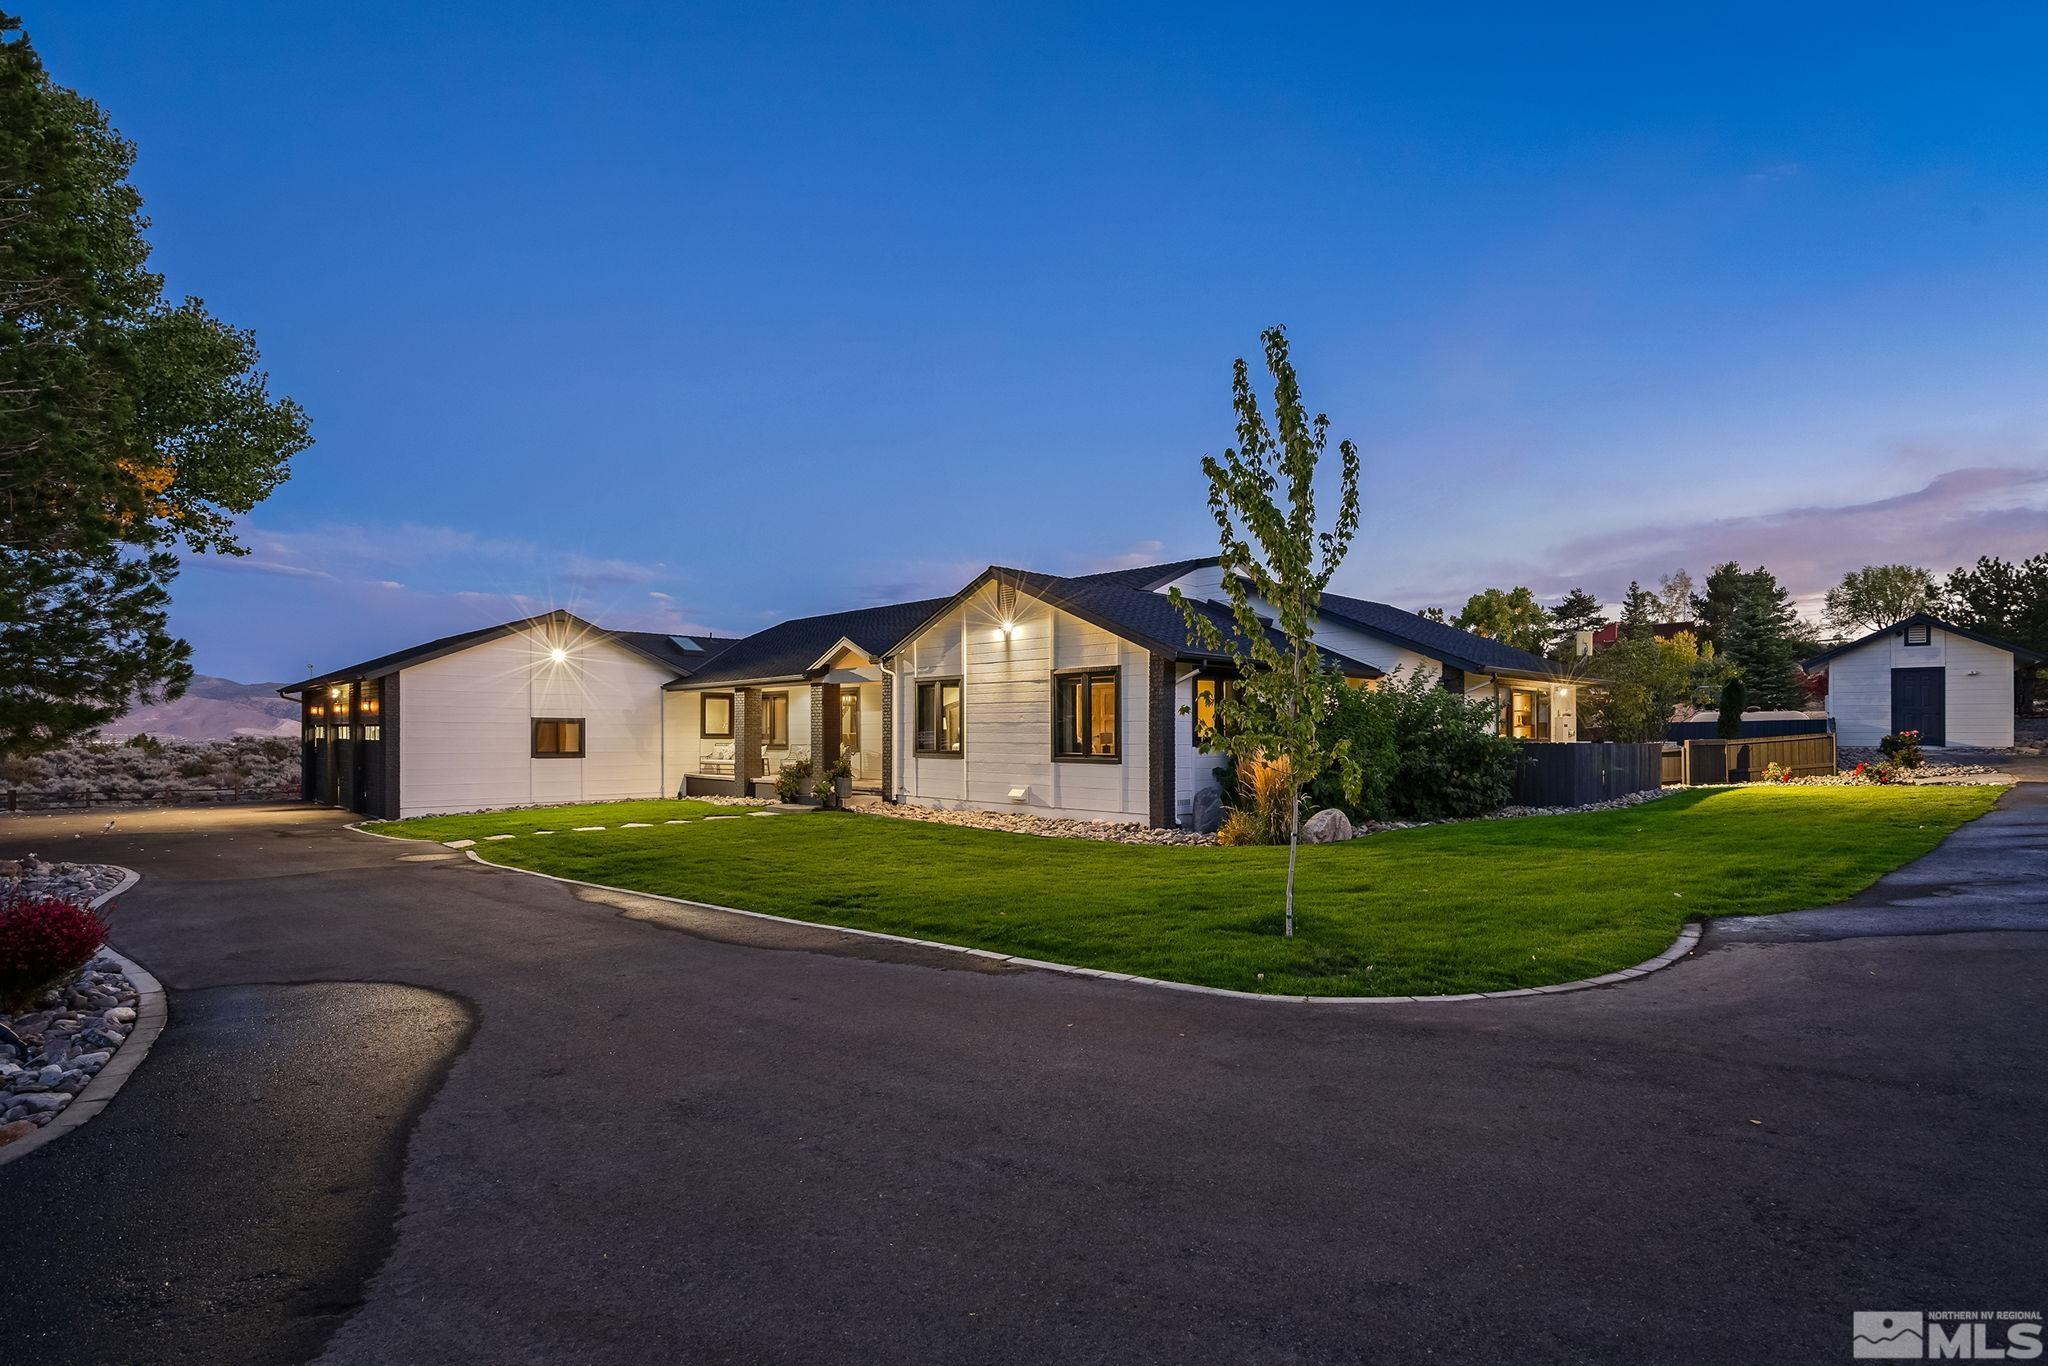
[
  {"left": 1191, "top": 672, "right": 1239, "bottom": 748},
  {"left": 1054, "top": 669, "right": 1120, "bottom": 760},
  {"left": 701, "top": 693, "right": 733, "bottom": 738},
  {"left": 915, "top": 678, "right": 963, "bottom": 754},
  {"left": 1904, "top": 623, "right": 1931, "bottom": 646},
  {"left": 362, "top": 725, "right": 382, "bottom": 742},
  {"left": 532, "top": 717, "right": 585, "bottom": 758},
  {"left": 1506, "top": 688, "right": 1552, "bottom": 741},
  {"left": 762, "top": 691, "right": 789, "bottom": 747},
  {"left": 335, "top": 724, "right": 352, "bottom": 741}
]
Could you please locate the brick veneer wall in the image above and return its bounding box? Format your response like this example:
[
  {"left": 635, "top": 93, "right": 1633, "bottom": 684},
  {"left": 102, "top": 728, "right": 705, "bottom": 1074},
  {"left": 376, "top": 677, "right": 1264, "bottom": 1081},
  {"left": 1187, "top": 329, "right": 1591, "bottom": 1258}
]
[
  {"left": 1148, "top": 654, "right": 1176, "bottom": 828},
  {"left": 879, "top": 669, "right": 894, "bottom": 801}
]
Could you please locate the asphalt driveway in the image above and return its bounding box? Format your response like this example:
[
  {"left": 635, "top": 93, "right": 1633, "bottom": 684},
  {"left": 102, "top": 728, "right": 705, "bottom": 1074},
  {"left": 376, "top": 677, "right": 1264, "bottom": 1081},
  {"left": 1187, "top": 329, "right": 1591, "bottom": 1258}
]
[{"left": 1, "top": 791, "right": 2043, "bottom": 1365}]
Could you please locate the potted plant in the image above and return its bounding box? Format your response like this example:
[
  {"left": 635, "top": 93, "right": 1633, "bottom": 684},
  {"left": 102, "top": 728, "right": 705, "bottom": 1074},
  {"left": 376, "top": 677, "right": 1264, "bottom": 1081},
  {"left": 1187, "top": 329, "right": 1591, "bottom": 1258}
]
[
  {"left": 811, "top": 768, "right": 840, "bottom": 810},
  {"left": 830, "top": 753, "right": 854, "bottom": 802},
  {"left": 775, "top": 757, "right": 814, "bottom": 804}
]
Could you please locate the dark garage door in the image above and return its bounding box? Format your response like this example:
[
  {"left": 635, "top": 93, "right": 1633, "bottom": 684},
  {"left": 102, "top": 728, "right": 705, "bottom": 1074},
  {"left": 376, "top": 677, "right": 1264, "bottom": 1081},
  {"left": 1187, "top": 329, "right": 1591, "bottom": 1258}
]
[{"left": 1890, "top": 666, "right": 1946, "bottom": 747}]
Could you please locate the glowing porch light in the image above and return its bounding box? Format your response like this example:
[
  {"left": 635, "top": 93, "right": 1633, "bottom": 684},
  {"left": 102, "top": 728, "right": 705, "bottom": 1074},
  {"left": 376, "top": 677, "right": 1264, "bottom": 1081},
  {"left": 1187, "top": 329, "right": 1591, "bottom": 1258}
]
[{"left": 549, "top": 646, "right": 569, "bottom": 664}]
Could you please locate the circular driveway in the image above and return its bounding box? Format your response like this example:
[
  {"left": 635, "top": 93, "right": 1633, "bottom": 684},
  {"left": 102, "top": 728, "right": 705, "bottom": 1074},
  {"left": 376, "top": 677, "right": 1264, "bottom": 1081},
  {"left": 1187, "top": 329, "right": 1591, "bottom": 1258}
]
[{"left": 3, "top": 794, "right": 2044, "bottom": 1365}]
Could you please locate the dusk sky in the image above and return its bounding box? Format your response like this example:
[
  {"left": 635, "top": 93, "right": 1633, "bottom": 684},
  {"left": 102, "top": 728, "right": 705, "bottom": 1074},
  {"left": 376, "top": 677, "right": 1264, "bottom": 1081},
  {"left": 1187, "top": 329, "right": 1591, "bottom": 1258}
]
[{"left": 29, "top": 3, "right": 2048, "bottom": 681}]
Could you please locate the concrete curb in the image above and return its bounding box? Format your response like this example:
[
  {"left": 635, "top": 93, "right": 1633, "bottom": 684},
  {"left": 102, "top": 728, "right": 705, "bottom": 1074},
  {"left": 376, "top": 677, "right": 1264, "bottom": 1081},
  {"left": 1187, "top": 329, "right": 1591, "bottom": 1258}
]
[
  {"left": 447, "top": 843, "right": 1704, "bottom": 1006},
  {"left": 0, "top": 865, "right": 165, "bottom": 1169}
]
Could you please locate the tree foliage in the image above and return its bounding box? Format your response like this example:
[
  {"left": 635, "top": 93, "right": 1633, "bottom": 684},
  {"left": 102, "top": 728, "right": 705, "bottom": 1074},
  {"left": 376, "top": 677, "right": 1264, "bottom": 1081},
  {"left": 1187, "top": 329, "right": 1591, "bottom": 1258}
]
[
  {"left": 1584, "top": 635, "right": 1696, "bottom": 742},
  {"left": 1939, "top": 553, "right": 2048, "bottom": 712},
  {"left": 1170, "top": 326, "right": 1361, "bottom": 937},
  {"left": 1547, "top": 587, "right": 1604, "bottom": 660},
  {"left": 1721, "top": 566, "right": 1804, "bottom": 709},
  {"left": 1305, "top": 668, "right": 1517, "bottom": 823},
  {"left": 1618, "top": 580, "right": 1659, "bottom": 641},
  {"left": 1453, "top": 585, "right": 1551, "bottom": 654},
  {"left": 1690, "top": 561, "right": 1746, "bottom": 648},
  {"left": 1656, "top": 568, "right": 1695, "bottom": 626},
  {"left": 0, "top": 14, "right": 309, "bottom": 757},
  {"left": 1824, "top": 564, "right": 1936, "bottom": 639}
]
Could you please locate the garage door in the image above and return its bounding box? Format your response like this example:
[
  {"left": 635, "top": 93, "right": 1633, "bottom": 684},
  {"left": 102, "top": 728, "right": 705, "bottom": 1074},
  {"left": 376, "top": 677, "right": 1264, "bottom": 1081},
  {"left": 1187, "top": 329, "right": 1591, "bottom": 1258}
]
[{"left": 1890, "top": 666, "right": 1946, "bottom": 747}]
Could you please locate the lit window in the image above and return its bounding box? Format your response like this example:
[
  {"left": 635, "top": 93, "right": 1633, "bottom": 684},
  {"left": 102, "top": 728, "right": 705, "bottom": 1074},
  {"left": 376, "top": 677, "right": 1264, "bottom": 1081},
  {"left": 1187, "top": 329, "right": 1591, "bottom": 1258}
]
[
  {"left": 1192, "top": 673, "right": 1238, "bottom": 748},
  {"left": 915, "top": 679, "right": 963, "bottom": 754},
  {"left": 363, "top": 725, "right": 382, "bottom": 741},
  {"left": 762, "top": 691, "right": 789, "bottom": 747},
  {"left": 701, "top": 694, "right": 733, "bottom": 739},
  {"left": 1507, "top": 688, "right": 1552, "bottom": 741},
  {"left": 1053, "top": 669, "right": 1120, "bottom": 760},
  {"left": 532, "top": 717, "right": 585, "bottom": 758},
  {"left": 335, "top": 724, "right": 352, "bottom": 741}
]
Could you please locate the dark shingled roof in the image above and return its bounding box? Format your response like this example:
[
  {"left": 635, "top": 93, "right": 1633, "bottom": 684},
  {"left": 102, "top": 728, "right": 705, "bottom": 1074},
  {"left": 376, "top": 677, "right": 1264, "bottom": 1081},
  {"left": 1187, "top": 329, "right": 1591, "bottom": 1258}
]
[
  {"left": 1800, "top": 612, "right": 2047, "bottom": 671},
  {"left": 668, "top": 597, "right": 955, "bottom": 689},
  {"left": 278, "top": 611, "right": 734, "bottom": 695},
  {"left": 883, "top": 565, "right": 1383, "bottom": 677},
  {"left": 1316, "top": 590, "right": 1570, "bottom": 678},
  {"left": 1070, "top": 556, "right": 1220, "bottom": 591}
]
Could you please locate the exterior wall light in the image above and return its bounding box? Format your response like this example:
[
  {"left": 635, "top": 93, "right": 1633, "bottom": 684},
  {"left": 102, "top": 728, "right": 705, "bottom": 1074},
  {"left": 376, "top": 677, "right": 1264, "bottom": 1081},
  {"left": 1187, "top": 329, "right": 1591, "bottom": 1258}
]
[{"left": 549, "top": 647, "right": 568, "bottom": 664}]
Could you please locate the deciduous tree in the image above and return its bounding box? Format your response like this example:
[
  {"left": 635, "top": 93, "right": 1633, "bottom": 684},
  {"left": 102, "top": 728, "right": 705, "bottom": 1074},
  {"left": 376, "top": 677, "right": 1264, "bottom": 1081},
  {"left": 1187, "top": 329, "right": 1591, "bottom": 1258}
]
[
  {"left": 1454, "top": 586, "right": 1551, "bottom": 654},
  {"left": 1824, "top": 564, "right": 1937, "bottom": 639}
]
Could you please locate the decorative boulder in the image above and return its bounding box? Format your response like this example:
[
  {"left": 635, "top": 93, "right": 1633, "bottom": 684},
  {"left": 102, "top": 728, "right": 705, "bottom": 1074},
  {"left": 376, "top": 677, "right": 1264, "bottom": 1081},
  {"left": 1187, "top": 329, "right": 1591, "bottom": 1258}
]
[
  {"left": 1300, "top": 808, "right": 1355, "bottom": 844},
  {"left": 1188, "top": 786, "right": 1225, "bottom": 835}
]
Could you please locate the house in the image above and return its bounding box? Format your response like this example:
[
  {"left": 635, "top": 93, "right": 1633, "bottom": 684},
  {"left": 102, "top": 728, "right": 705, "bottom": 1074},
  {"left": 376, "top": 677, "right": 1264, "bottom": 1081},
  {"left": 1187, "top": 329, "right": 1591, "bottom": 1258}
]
[
  {"left": 285, "top": 557, "right": 1589, "bottom": 826},
  {"left": 278, "top": 611, "right": 733, "bottom": 819},
  {"left": 1581, "top": 620, "right": 1697, "bottom": 654},
  {"left": 1801, "top": 613, "right": 2041, "bottom": 748}
]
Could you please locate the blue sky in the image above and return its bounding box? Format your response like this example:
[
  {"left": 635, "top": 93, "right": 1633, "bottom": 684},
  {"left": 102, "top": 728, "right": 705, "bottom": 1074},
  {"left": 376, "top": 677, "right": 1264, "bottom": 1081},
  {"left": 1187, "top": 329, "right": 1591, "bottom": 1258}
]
[{"left": 26, "top": 3, "right": 2048, "bottom": 680}]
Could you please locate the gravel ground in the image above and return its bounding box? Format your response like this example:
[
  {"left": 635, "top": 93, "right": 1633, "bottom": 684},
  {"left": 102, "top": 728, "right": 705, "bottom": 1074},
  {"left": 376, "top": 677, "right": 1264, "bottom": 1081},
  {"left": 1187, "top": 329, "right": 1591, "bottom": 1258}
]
[{"left": 0, "top": 859, "right": 138, "bottom": 1148}]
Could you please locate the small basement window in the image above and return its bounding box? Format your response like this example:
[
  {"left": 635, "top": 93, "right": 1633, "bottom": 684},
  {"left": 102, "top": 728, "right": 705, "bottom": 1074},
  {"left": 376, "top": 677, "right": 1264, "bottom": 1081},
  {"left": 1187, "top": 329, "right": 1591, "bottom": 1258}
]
[
  {"left": 532, "top": 717, "right": 585, "bottom": 758},
  {"left": 1903, "top": 623, "right": 1931, "bottom": 646},
  {"left": 701, "top": 693, "right": 734, "bottom": 738},
  {"left": 1053, "top": 669, "right": 1120, "bottom": 760}
]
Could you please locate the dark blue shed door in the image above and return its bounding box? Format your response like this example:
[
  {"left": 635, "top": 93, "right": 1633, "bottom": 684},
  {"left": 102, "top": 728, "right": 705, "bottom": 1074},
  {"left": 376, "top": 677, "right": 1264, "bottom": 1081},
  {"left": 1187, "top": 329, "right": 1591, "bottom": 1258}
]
[{"left": 1890, "top": 666, "right": 1946, "bottom": 747}]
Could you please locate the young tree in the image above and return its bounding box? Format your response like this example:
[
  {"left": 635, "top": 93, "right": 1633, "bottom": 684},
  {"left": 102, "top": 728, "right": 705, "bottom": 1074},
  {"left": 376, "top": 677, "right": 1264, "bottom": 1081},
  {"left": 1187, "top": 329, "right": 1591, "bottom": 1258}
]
[
  {"left": 1454, "top": 586, "right": 1551, "bottom": 654},
  {"left": 1656, "top": 569, "right": 1695, "bottom": 625},
  {"left": 1824, "top": 564, "right": 1937, "bottom": 639},
  {"left": 1170, "top": 326, "right": 1361, "bottom": 939},
  {"left": 0, "top": 14, "right": 310, "bottom": 758},
  {"left": 1940, "top": 553, "right": 2048, "bottom": 712},
  {"left": 1583, "top": 636, "right": 1694, "bottom": 742},
  {"left": 1716, "top": 678, "right": 1746, "bottom": 739},
  {"left": 1618, "top": 580, "right": 1659, "bottom": 641},
  {"left": 1547, "top": 587, "right": 1605, "bottom": 660}
]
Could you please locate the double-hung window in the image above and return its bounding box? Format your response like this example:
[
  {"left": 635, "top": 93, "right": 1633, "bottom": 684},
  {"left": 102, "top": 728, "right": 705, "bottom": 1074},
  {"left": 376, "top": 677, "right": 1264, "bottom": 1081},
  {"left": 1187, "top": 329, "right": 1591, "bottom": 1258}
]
[
  {"left": 762, "top": 691, "right": 790, "bottom": 747},
  {"left": 915, "top": 679, "right": 963, "bottom": 754},
  {"left": 1053, "top": 669, "right": 1120, "bottom": 760}
]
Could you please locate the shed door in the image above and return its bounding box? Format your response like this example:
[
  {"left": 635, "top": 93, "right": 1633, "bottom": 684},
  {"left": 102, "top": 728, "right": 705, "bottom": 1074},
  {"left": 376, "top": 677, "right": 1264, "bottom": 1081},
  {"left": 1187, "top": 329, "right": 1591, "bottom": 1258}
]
[{"left": 1890, "top": 666, "right": 1946, "bottom": 747}]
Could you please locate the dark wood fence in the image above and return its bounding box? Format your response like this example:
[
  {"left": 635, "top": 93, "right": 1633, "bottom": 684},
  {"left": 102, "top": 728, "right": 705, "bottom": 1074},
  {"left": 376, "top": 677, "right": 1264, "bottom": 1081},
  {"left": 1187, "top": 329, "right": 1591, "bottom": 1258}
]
[
  {"left": 1675, "top": 732, "right": 1837, "bottom": 784},
  {"left": 1510, "top": 742, "right": 1665, "bottom": 807},
  {"left": 1665, "top": 716, "right": 1836, "bottom": 742}
]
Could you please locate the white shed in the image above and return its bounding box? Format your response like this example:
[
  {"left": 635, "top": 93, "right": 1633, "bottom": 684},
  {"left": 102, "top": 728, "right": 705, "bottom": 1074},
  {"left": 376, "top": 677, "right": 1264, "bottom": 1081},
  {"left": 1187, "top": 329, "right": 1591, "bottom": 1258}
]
[{"left": 1804, "top": 614, "right": 2041, "bottom": 749}]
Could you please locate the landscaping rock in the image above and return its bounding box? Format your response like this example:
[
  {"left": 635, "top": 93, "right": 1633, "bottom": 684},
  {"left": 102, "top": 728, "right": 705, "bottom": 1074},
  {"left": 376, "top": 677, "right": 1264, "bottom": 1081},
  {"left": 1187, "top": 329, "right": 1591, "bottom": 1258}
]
[
  {"left": 1301, "top": 808, "right": 1354, "bottom": 843},
  {"left": 1188, "top": 786, "right": 1224, "bottom": 835},
  {"left": 0, "top": 1119, "right": 36, "bottom": 1146},
  {"left": 12, "top": 1092, "right": 68, "bottom": 1114}
]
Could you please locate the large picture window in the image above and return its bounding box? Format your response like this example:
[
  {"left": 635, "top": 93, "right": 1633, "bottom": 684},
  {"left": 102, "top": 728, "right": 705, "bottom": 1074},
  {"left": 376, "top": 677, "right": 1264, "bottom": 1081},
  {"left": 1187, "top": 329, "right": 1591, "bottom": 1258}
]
[
  {"left": 762, "top": 691, "right": 790, "bottom": 746},
  {"left": 1053, "top": 669, "right": 1120, "bottom": 760},
  {"left": 915, "top": 678, "right": 963, "bottom": 754},
  {"left": 1506, "top": 688, "right": 1551, "bottom": 742},
  {"left": 533, "top": 717, "right": 585, "bottom": 757},
  {"left": 701, "top": 693, "right": 734, "bottom": 739}
]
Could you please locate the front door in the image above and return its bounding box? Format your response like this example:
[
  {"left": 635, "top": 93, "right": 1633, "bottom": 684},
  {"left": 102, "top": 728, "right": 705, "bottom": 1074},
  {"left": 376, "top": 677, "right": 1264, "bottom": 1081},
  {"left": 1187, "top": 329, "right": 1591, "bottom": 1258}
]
[
  {"left": 1890, "top": 666, "right": 1946, "bottom": 747},
  {"left": 839, "top": 691, "right": 862, "bottom": 778}
]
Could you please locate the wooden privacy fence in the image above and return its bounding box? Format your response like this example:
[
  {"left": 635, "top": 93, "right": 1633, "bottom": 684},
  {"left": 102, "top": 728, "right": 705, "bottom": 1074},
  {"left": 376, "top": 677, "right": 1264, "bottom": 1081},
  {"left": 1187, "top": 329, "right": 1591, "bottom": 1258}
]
[
  {"left": 1667, "top": 732, "right": 1838, "bottom": 785},
  {"left": 1511, "top": 742, "right": 1665, "bottom": 807}
]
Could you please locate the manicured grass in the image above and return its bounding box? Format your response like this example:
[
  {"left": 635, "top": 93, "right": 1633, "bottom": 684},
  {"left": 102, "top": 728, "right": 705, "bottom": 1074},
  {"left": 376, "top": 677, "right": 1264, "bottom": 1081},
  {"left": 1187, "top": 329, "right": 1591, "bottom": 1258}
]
[
  {"left": 366, "top": 785, "right": 2001, "bottom": 997},
  {"left": 364, "top": 798, "right": 740, "bottom": 841}
]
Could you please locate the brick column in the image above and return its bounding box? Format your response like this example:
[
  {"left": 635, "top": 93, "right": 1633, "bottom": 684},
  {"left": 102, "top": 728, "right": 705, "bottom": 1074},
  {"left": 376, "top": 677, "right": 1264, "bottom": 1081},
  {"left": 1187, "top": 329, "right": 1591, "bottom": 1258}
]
[
  {"left": 811, "top": 681, "right": 840, "bottom": 774},
  {"left": 734, "top": 687, "right": 763, "bottom": 790},
  {"left": 880, "top": 669, "right": 895, "bottom": 802},
  {"left": 1148, "top": 654, "right": 1176, "bottom": 828}
]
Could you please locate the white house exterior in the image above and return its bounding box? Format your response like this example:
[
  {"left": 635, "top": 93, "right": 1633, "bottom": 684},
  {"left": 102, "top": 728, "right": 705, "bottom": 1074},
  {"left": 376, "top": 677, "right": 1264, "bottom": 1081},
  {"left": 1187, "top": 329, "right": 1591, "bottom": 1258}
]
[
  {"left": 1804, "top": 614, "right": 2038, "bottom": 749},
  {"left": 284, "top": 558, "right": 1592, "bottom": 826}
]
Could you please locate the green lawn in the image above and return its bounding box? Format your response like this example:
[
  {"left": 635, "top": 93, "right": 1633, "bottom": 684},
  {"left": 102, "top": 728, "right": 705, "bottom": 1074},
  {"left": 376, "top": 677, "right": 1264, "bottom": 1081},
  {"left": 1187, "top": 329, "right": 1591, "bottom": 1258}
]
[
  {"left": 362, "top": 798, "right": 741, "bottom": 840},
  {"left": 365, "top": 785, "right": 2002, "bottom": 997}
]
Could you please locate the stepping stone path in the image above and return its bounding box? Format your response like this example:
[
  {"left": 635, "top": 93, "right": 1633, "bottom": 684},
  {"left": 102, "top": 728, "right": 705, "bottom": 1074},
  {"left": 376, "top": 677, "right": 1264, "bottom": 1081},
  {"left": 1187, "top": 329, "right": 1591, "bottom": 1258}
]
[
  {"left": 573, "top": 826, "right": 605, "bottom": 832},
  {"left": 443, "top": 839, "right": 476, "bottom": 849},
  {"left": 621, "top": 822, "right": 653, "bottom": 828},
  {"left": 533, "top": 830, "right": 554, "bottom": 835},
  {"left": 484, "top": 834, "right": 516, "bottom": 841},
  {"left": 704, "top": 815, "right": 740, "bottom": 821},
  {"left": 664, "top": 820, "right": 690, "bottom": 825},
  {"left": 747, "top": 811, "right": 781, "bottom": 817}
]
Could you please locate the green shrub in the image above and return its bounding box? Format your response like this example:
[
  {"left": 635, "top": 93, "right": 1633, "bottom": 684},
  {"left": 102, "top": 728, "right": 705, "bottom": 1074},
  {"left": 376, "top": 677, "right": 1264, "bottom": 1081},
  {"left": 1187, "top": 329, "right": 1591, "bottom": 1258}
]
[
  {"left": 123, "top": 732, "right": 165, "bottom": 757},
  {"left": 775, "top": 758, "right": 814, "bottom": 802},
  {"left": 1717, "top": 679, "right": 1746, "bottom": 740},
  {"left": 1306, "top": 668, "right": 1518, "bottom": 822},
  {"left": 1879, "top": 730, "right": 1925, "bottom": 769}
]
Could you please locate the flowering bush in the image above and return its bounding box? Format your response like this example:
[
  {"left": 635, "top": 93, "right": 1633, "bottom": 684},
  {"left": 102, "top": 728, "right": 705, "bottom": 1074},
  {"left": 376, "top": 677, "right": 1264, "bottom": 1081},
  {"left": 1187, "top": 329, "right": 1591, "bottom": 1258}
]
[
  {"left": 1880, "top": 730, "right": 1925, "bottom": 769},
  {"left": 0, "top": 893, "right": 109, "bottom": 1012},
  {"left": 1763, "top": 761, "right": 1795, "bottom": 783}
]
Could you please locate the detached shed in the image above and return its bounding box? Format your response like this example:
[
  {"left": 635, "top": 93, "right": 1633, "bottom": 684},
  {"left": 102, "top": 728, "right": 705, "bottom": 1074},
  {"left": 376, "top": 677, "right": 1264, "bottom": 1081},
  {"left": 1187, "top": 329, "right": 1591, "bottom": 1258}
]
[{"left": 1803, "top": 614, "right": 2042, "bottom": 749}]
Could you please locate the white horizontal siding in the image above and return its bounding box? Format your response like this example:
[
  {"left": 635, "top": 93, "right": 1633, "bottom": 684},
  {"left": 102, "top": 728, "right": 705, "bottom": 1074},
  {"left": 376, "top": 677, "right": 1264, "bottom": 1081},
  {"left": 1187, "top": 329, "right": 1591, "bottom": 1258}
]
[
  {"left": 398, "top": 630, "right": 670, "bottom": 817},
  {"left": 1824, "top": 627, "right": 2017, "bottom": 747}
]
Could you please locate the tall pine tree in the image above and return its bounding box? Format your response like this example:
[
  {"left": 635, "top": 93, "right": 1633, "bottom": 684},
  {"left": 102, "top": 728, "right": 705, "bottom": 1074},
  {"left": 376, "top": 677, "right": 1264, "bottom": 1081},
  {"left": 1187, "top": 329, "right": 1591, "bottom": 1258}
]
[{"left": 1720, "top": 567, "right": 1804, "bottom": 709}]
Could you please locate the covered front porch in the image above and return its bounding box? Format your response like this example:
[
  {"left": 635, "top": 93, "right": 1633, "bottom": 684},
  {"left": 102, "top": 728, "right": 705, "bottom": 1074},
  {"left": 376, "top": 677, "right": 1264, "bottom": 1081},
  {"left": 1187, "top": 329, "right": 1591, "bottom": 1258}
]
[{"left": 666, "top": 642, "right": 888, "bottom": 798}]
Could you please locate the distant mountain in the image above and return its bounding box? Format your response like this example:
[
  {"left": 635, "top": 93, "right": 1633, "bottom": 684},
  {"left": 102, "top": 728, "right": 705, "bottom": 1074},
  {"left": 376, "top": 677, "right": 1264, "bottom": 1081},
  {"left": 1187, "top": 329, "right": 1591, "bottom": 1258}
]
[{"left": 101, "top": 675, "right": 300, "bottom": 741}]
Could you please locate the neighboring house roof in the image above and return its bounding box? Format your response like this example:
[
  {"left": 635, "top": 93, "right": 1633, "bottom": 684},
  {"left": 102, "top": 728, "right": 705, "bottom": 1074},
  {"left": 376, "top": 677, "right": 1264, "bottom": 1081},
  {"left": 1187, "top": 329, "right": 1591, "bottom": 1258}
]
[
  {"left": 882, "top": 565, "right": 1383, "bottom": 678},
  {"left": 1800, "top": 612, "right": 2047, "bottom": 671},
  {"left": 1315, "top": 590, "right": 1572, "bottom": 679},
  {"left": 669, "top": 597, "right": 954, "bottom": 689},
  {"left": 277, "top": 610, "right": 733, "bottom": 695}
]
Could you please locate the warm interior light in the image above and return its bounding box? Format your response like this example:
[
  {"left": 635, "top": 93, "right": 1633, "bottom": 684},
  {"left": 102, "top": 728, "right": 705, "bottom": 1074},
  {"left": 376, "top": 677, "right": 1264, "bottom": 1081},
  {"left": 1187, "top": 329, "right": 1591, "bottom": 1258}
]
[{"left": 549, "top": 647, "right": 568, "bottom": 664}]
